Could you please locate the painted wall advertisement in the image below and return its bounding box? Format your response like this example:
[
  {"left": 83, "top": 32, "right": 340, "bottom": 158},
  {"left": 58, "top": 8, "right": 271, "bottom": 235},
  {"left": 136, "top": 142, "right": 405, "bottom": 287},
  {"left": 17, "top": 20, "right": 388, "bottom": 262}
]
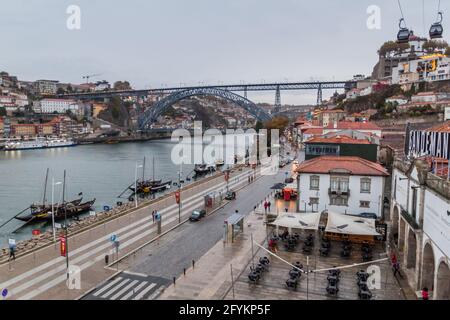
[
  {"left": 423, "top": 190, "right": 450, "bottom": 259},
  {"left": 408, "top": 130, "right": 450, "bottom": 160}
]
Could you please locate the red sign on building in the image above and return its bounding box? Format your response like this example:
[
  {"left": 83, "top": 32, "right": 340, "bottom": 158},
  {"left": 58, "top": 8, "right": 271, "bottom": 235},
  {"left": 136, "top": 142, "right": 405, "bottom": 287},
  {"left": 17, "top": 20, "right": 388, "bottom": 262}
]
[{"left": 60, "top": 236, "right": 67, "bottom": 257}]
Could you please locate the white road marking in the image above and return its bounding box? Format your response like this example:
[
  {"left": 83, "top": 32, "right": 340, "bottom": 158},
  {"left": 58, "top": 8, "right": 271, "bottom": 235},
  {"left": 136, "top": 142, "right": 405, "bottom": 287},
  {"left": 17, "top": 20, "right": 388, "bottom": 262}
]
[
  {"left": 93, "top": 277, "right": 123, "bottom": 297},
  {"left": 110, "top": 280, "right": 139, "bottom": 300},
  {"left": 101, "top": 279, "right": 130, "bottom": 299},
  {"left": 7, "top": 170, "right": 253, "bottom": 299},
  {"left": 133, "top": 283, "right": 156, "bottom": 300},
  {"left": 147, "top": 286, "right": 165, "bottom": 300},
  {"left": 120, "top": 281, "right": 148, "bottom": 300}
]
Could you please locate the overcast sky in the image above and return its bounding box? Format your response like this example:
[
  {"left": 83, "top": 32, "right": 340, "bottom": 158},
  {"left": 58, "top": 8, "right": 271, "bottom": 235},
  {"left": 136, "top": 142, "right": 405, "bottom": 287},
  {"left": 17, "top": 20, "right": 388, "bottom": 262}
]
[{"left": 1, "top": 0, "right": 449, "bottom": 104}]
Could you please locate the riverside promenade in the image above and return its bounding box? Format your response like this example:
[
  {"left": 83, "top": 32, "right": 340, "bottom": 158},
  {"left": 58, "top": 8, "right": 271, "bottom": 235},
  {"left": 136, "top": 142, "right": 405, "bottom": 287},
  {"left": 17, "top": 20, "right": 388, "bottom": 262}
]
[{"left": 0, "top": 165, "right": 261, "bottom": 300}]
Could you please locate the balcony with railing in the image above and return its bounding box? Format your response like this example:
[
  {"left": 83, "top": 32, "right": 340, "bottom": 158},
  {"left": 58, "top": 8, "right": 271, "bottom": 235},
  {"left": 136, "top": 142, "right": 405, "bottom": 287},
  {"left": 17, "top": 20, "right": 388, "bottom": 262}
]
[{"left": 328, "top": 187, "right": 350, "bottom": 197}]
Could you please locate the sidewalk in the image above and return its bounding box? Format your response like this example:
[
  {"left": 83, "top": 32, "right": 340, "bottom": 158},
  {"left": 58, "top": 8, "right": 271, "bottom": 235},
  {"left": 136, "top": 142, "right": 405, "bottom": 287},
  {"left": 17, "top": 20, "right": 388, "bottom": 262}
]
[
  {"left": 159, "top": 202, "right": 269, "bottom": 300},
  {"left": 0, "top": 167, "right": 257, "bottom": 300}
]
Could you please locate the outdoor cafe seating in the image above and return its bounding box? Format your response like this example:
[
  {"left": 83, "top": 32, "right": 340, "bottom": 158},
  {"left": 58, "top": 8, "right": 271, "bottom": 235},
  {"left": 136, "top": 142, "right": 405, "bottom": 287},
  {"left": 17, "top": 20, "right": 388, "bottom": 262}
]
[
  {"left": 319, "top": 247, "right": 329, "bottom": 256},
  {"left": 326, "top": 268, "right": 341, "bottom": 295}
]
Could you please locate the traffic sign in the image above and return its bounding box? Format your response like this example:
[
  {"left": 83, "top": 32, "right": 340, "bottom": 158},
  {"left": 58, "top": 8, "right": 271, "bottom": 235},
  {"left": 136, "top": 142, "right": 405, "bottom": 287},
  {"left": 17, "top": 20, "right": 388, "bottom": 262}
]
[
  {"left": 1, "top": 288, "right": 8, "bottom": 298},
  {"left": 55, "top": 223, "right": 62, "bottom": 229},
  {"left": 110, "top": 234, "right": 117, "bottom": 243}
]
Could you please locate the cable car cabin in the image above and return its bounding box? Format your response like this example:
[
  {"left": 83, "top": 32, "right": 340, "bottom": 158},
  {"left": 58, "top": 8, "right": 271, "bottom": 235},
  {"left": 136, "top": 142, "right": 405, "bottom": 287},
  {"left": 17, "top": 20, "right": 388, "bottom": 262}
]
[
  {"left": 430, "top": 12, "right": 444, "bottom": 39},
  {"left": 397, "top": 28, "right": 410, "bottom": 43},
  {"left": 323, "top": 232, "right": 376, "bottom": 245},
  {"left": 430, "top": 23, "right": 444, "bottom": 39},
  {"left": 397, "top": 18, "right": 410, "bottom": 44}
]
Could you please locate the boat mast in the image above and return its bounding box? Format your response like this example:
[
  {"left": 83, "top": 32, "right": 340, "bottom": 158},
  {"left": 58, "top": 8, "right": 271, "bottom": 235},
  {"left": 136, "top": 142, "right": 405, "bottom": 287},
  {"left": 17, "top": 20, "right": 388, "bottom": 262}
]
[
  {"left": 142, "top": 156, "right": 146, "bottom": 182},
  {"left": 152, "top": 156, "right": 155, "bottom": 181},
  {"left": 42, "top": 168, "right": 49, "bottom": 207}
]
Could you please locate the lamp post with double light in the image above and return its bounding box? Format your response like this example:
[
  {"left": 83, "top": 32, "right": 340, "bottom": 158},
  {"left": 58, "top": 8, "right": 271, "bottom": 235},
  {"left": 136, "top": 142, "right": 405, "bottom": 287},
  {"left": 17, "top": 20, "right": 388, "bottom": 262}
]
[
  {"left": 51, "top": 179, "right": 62, "bottom": 243},
  {"left": 134, "top": 162, "right": 143, "bottom": 208}
]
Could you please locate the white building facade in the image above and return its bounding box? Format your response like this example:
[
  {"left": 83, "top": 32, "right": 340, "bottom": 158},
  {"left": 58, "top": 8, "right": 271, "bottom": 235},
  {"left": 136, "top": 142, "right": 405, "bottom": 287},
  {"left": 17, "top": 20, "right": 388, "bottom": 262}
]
[
  {"left": 296, "top": 156, "right": 388, "bottom": 217},
  {"left": 36, "top": 99, "right": 80, "bottom": 114},
  {"left": 390, "top": 159, "right": 450, "bottom": 299}
]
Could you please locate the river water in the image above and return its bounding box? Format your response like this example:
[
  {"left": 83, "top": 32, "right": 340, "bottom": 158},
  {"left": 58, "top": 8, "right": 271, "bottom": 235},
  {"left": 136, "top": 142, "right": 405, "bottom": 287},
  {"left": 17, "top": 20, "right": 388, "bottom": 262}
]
[{"left": 0, "top": 134, "right": 256, "bottom": 243}]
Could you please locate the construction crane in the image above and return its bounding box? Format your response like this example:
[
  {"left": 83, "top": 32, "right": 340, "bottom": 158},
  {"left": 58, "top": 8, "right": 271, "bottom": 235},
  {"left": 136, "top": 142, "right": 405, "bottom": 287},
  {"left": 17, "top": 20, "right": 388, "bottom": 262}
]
[{"left": 82, "top": 74, "right": 102, "bottom": 84}]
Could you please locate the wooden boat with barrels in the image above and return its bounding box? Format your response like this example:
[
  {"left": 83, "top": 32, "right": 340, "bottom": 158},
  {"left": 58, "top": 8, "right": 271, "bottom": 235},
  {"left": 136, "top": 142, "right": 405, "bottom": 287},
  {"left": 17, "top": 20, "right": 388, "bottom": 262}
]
[{"left": 15, "top": 199, "right": 96, "bottom": 223}]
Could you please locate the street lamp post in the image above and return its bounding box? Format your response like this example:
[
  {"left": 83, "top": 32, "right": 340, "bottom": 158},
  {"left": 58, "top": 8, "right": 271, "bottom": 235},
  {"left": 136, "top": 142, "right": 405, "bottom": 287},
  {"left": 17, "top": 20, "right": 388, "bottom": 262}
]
[
  {"left": 177, "top": 165, "right": 183, "bottom": 223},
  {"left": 134, "top": 162, "right": 143, "bottom": 208},
  {"left": 51, "top": 179, "right": 62, "bottom": 243},
  {"left": 62, "top": 170, "right": 70, "bottom": 279}
]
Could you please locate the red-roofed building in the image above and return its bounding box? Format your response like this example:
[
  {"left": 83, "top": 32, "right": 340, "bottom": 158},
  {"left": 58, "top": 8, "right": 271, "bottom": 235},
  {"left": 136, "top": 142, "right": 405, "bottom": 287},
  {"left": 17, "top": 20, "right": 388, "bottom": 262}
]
[
  {"left": 324, "top": 121, "right": 382, "bottom": 137},
  {"left": 295, "top": 156, "right": 388, "bottom": 216},
  {"left": 304, "top": 135, "right": 378, "bottom": 162}
]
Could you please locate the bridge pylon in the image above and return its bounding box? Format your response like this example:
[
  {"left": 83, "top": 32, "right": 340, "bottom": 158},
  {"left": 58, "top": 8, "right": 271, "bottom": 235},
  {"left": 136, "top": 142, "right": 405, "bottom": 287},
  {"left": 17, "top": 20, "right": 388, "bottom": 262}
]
[
  {"left": 273, "top": 85, "right": 281, "bottom": 114},
  {"left": 316, "top": 84, "right": 323, "bottom": 106}
]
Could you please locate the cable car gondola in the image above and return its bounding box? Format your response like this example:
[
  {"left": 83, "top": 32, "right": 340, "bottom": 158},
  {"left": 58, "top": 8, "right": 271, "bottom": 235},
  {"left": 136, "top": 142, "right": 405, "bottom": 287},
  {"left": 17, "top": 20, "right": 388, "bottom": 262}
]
[
  {"left": 429, "top": 12, "right": 444, "bottom": 39},
  {"left": 397, "top": 18, "right": 410, "bottom": 43}
]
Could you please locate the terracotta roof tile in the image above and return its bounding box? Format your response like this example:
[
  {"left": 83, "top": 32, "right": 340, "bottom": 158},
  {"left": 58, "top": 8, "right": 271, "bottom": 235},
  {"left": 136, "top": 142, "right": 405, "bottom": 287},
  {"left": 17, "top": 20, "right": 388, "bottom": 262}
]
[
  {"left": 325, "top": 121, "right": 381, "bottom": 131},
  {"left": 303, "top": 128, "right": 323, "bottom": 135},
  {"left": 425, "top": 120, "right": 450, "bottom": 133},
  {"left": 295, "top": 156, "right": 388, "bottom": 176},
  {"left": 305, "top": 135, "right": 372, "bottom": 145}
]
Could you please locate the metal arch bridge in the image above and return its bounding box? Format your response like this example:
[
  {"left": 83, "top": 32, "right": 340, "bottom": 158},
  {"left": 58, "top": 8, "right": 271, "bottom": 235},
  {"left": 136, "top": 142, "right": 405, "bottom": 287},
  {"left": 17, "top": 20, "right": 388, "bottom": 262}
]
[
  {"left": 60, "top": 80, "right": 355, "bottom": 101},
  {"left": 138, "top": 87, "right": 272, "bottom": 130},
  {"left": 60, "top": 80, "right": 356, "bottom": 130}
]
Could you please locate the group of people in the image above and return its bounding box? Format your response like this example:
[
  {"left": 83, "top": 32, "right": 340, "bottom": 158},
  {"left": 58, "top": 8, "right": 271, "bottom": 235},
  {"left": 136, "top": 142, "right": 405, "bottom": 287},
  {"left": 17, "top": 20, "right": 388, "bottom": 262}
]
[
  {"left": 151, "top": 210, "right": 160, "bottom": 222},
  {"left": 263, "top": 200, "right": 272, "bottom": 213}
]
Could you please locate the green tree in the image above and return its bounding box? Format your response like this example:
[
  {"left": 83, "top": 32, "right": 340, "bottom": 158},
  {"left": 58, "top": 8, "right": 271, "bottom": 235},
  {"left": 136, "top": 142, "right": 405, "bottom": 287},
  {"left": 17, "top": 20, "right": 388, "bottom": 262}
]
[
  {"left": 423, "top": 40, "right": 449, "bottom": 53},
  {"left": 0, "top": 107, "right": 6, "bottom": 116},
  {"left": 255, "top": 121, "right": 264, "bottom": 131},
  {"left": 113, "top": 81, "right": 132, "bottom": 91},
  {"left": 56, "top": 87, "right": 66, "bottom": 95}
]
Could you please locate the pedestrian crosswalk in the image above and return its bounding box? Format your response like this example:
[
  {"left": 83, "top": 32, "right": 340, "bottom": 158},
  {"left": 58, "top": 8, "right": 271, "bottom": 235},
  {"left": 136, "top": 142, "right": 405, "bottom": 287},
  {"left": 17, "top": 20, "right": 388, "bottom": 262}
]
[{"left": 85, "top": 272, "right": 170, "bottom": 300}]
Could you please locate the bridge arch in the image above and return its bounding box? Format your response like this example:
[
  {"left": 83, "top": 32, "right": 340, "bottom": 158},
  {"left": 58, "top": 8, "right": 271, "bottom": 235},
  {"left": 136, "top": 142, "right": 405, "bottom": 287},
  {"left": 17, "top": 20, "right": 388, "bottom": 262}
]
[{"left": 138, "top": 88, "right": 272, "bottom": 130}]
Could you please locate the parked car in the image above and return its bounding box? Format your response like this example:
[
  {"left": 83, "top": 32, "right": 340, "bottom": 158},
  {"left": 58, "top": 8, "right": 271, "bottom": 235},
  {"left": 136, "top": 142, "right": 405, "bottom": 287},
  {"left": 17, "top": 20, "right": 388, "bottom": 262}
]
[
  {"left": 189, "top": 209, "right": 206, "bottom": 221},
  {"left": 225, "top": 191, "right": 236, "bottom": 200}
]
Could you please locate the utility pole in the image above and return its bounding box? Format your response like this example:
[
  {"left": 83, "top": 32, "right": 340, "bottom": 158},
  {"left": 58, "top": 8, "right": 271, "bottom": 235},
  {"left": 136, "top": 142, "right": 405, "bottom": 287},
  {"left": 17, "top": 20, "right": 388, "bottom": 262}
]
[
  {"left": 178, "top": 164, "right": 182, "bottom": 223},
  {"left": 63, "top": 170, "right": 69, "bottom": 279}
]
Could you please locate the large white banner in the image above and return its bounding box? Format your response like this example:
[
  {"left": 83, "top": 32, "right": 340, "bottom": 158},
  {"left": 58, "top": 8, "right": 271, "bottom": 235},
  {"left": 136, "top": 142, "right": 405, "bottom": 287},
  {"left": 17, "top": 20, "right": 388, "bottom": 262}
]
[{"left": 408, "top": 130, "right": 450, "bottom": 160}]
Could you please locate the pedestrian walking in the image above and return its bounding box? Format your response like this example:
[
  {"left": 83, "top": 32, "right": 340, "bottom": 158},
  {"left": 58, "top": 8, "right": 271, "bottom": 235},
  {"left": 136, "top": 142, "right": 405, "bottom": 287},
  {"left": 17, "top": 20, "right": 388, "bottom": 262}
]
[
  {"left": 9, "top": 246, "right": 16, "bottom": 261},
  {"left": 263, "top": 201, "right": 268, "bottom": 213},
  {"left": 151, "top": 210, "right": 155, "bottom": 222},
  {"left": 267, "top": 201, "right": 271, "bottom": 212},
  {"left": 285, "top": 207, "right": 288, "bottom": 213},
  {"left": 421, "top": 287, "right": 429, "bottom": 300}
]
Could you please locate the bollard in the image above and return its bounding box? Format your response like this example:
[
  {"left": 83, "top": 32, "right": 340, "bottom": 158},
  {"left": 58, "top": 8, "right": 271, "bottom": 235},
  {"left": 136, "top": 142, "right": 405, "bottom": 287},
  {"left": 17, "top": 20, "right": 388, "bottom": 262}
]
[
  {"left": 184, "top": 268, "right": 186, "bottom": 276},
  {"left": 105, "top": 254, "right": 109, "bottom": 265},
  {"left": 192, "top": 260, "right": 195, "bottom": 269},
  {"left": 173, "top": 277, "right": 176, "bottom": 285}
]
